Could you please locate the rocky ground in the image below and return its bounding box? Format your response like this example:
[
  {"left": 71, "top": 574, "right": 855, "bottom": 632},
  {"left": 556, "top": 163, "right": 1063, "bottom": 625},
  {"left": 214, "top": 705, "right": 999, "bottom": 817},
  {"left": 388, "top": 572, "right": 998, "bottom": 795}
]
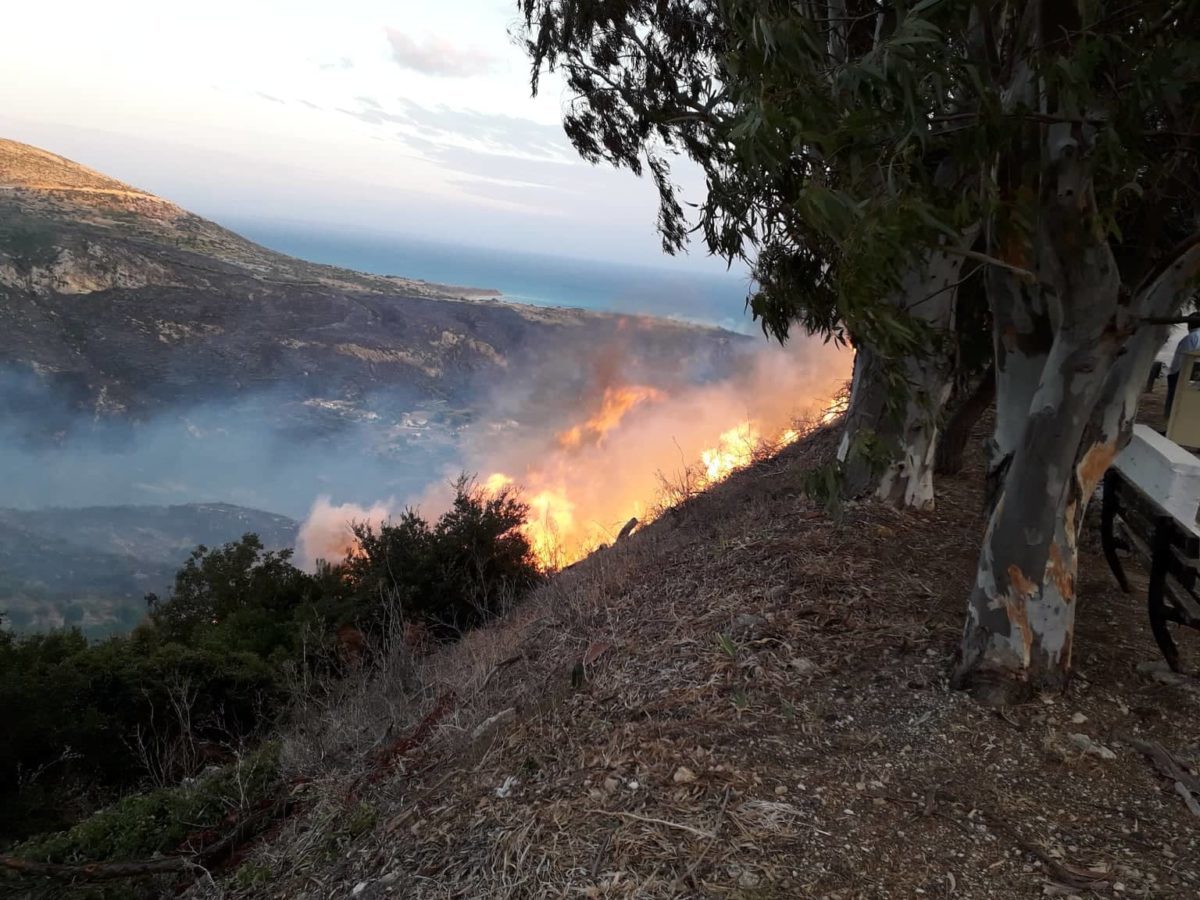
[{"left": 203, "top": 418, "right": 1200, "bottom": 899}]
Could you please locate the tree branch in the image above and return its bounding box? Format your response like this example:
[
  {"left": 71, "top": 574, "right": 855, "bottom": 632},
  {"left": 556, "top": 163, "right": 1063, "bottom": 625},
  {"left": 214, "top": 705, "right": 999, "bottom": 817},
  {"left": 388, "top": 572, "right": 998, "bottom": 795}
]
[
  {"left": 0, "top": 854, "right": 195, "bottom": 881},
  {"left": 943, "top": 246, "right": 1036, "bottom": 282},
  {"left": 1131, "top": 230, "right": 1200, "bottom": 303}
]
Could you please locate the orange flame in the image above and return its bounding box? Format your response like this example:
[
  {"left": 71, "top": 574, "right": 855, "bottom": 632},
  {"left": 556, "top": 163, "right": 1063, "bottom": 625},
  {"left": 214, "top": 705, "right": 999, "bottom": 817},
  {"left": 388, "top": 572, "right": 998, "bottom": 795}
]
[
  {"left": 483, "top": 386, "right": 851, "bottom": 570},
  {"left": 699, "top": 422, "right": 760, "bottom": 485},
  {"left": 557, "top": 384, "right": 663, "bottom": 449},
  {"left": 302, "top": 342, "right": 854, "bottom": 574}
]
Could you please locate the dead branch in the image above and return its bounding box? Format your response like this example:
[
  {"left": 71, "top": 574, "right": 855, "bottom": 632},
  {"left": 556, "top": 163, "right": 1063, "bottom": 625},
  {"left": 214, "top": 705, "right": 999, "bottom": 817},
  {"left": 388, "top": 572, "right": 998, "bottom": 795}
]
[
  {"left": 1122, "top": 735, "right": 1200, "bottom": 817},
  {"left": 0, "top": 854, "right": 194, "bottom": 881},
  {"left": 344, "top": 690, "right": 458, "bottom": 803},
  {"left": 367, "top": 690, "right": 456, "bottom": 774}
]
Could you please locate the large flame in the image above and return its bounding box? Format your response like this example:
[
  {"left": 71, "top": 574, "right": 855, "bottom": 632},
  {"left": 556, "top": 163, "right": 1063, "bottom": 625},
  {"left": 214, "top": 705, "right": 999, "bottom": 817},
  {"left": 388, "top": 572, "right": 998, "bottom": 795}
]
[
  {"left": 299, "top": 340, "right": 852, "bottom": 572},
  {"left": 699, "top": 422, "right": 760, "bottom": 484},
  {"left": 557, "top": 384, "right": 664, "bottom": 450},
  {"left": 474, "top": 341, "right": 850, "bottom": 569}
]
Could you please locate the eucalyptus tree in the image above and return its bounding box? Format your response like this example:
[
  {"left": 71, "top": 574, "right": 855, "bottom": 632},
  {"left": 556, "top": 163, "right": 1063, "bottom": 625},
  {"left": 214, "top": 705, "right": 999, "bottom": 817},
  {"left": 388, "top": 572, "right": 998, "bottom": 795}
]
[
  {"left": 520, "top": 0, "right": 982, "bottom": 510},
  {"left": 521, "top": 0, "right": 1200, "bottom": 700},
  {"left": 949, "top": 1, "right": 1200, "bottom": 700}
]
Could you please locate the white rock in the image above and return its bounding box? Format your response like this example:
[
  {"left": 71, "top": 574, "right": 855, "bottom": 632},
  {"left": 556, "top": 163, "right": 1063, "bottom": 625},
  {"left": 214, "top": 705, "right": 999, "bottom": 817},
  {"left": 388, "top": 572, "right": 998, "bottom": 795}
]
[{"left": 1070, "top": 733, "right": 1117, "bottom": 760}]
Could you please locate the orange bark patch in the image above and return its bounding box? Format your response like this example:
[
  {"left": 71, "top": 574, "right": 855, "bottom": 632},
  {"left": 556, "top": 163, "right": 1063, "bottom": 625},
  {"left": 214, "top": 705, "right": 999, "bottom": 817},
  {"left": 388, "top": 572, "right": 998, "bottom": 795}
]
[
  {"left": 1001, "top": 595, "right": 1034, "bottom": 666},
  {"left": 1007, "top": 564, "right": 1037, "bottom": 598},
  {"left": 1064, "top": 499, "right": 1078, "bottom": 551},
  {"left": 1002, "top": 233, "right": 1030, "bottom": 268},
  {"left": 1003, "top": 565, "right": 1037, "bottom": 666},
  {"left": 1046, "top": 542, "right": 1076, "bottom": 603},
  {"left": 1076, "top": 440, "right": 1117, "bottom": 496}
]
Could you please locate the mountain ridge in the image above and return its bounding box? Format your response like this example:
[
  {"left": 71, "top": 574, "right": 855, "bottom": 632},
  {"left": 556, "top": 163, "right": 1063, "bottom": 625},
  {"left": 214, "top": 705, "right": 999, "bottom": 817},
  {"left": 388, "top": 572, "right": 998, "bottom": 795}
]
[
  {"left": 0, "top": 137, "right": 741, "bottom": 422},
  {"left": 0, "top": 138, "right": 745, "bottom": 634}
]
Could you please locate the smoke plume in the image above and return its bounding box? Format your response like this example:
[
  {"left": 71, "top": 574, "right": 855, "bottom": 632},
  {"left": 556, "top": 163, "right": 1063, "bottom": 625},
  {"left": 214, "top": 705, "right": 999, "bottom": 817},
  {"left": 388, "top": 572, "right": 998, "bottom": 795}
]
[{"left": 299, "top": 336, "right": 852, "bottom": 569}]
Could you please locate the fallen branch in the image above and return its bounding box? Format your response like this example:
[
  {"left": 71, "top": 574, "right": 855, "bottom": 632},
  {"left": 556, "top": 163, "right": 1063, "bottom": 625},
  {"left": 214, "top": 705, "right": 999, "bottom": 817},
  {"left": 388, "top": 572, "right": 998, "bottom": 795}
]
[
  {"left": 591, "top": 809, "right": 715, "bottom": 840},
  {"left": 0, "top": 854, "right": 194, "bottom": 881},
  {"left": 1122, "top": 735, "right": 1200, "bottom": 817},
  {"left": 186, "top": 796, "right": 299, "bottom": 868},
  {"left": 983, "top": 810, "right": 1115, "bottom": 890},
  {"left": 345, "top": 689, "right": 458, "bottom": 803},
  {"left": 479, "top": 654, "right": 524, "bottom": 691},
  {"left": 367, "top": 690, "right": 456, "bottom": 775},
  {"left": 0, "top": 794, "right": 300, "bottom": 883}
]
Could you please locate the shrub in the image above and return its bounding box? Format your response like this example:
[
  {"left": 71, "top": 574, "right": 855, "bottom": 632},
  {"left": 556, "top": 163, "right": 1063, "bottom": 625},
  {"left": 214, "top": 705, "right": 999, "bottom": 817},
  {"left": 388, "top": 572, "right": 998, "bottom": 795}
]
[
  {"left": 345, "top": 477, "right": 541, "bottom": 637},
  {"left": 2, "top": 745, "right": 281, "bottom": 900}
]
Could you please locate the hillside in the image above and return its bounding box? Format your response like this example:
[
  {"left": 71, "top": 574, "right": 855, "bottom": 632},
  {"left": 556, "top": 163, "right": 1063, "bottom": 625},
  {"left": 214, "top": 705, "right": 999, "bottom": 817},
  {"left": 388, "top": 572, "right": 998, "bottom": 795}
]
[
  {"left": 0, "top": 503, "right": 298, "bottom": 634},
  {"left": 195, "top": 422, "right": 1200, "bottom": 899},
  {"left": 0, "top": 138, "right": 741, "bottom": 426},
  {"left": 0, "top": 138, "right": 496, "bottom": 298}
]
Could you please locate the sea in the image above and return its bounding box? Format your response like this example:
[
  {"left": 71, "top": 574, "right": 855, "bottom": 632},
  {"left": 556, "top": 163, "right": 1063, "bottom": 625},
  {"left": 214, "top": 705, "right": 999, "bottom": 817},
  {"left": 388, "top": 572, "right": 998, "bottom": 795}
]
[{"left": 229, "top": 221, "right": 757, "bottom": 333}]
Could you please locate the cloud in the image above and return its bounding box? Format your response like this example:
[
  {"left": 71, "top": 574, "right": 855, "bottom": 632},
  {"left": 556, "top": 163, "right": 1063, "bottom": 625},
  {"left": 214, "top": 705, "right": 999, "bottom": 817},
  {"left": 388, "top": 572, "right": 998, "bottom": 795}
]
[
  {"left": 394, "top": 100, "right": 568, "bottom": 158},
  {"left": 256, "top": 91, "right": 286, "bottom": 105},
  {"left": 334, "top": 96, "right": 569, "bottom": 161},
  {"left": 324, "top": 96, "right": 588, "bottom": 212},
  {"left": 384, "top": 28, "right": 497, "bottom": 78}
]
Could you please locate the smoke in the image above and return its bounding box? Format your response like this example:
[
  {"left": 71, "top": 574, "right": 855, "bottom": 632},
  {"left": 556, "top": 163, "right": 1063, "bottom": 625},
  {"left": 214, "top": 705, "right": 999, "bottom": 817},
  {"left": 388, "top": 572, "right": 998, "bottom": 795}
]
[
  {"left": 299, "top": 336, "right": 852, "bottom": 570},
  {"left": 296, "top": 496, "right": 397, "bottom": 568},
  {"left": 0, "top": 331, "right": 850, "bottom": 576},
  {"left": 0, "top": 366, "right": 445, "bottom": 521}
]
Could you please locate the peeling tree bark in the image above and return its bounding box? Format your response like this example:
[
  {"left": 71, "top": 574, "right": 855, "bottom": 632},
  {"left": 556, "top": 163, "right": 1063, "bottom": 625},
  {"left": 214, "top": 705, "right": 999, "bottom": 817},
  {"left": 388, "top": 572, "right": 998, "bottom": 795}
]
[
  {"left": 954, "top": 160, "right": 1200, "bottom": 702},
  {"left": 983, "top": 267, "right": 1053, "bottom": 510},
  {"left": 954, "top": 121, "right": 1125, "bottom": 703},
  {"left": 838, "top": 243, "right": 975, "bottom": 509}
]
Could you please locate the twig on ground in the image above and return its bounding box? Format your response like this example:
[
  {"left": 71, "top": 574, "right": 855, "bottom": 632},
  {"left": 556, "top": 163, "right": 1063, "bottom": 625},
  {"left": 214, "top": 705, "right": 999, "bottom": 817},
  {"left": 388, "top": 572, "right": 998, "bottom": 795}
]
[
  {"left": 591, "top": 809, "right": 715, "bottom": 840},
  {"left": 1122, "top": 735, "right": 1200, "bottom": 818}
]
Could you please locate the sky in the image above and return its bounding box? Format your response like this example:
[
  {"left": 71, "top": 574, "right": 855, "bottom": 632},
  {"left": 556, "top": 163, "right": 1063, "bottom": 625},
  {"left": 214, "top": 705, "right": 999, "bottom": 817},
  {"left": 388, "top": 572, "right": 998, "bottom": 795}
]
[{"left": 0, "top": 0, "right": 730, "bottom": 270}]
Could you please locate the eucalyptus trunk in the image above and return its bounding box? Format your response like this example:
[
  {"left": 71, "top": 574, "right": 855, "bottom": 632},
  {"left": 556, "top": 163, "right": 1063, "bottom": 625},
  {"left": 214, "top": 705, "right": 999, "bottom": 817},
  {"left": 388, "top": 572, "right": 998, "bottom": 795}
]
[
  {"left": 839, "top": 245, "right": 973, "bottom": 509},
  {"left": 934, "top": 365, "right": 994, "bottom": 477},
  {"left": 954, "top": 122, "right": 1200, "bottom": 700},
  {"left": 954, "top": 125, "right": 1122, "bottom": 703}
]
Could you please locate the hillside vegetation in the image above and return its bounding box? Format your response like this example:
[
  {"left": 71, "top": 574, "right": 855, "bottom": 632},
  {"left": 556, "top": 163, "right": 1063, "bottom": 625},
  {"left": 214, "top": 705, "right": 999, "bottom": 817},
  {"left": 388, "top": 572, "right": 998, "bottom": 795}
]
[
  {"left": 233, "top": 423, "right": 1200, "bottom": 898},
  {"left": 0, "top": 481, "right": 543, "bottom": 858},
  {"left": 0, "top": 504, "right": 298, "bottom": 635},
  {"left": 6, "top": 422, "right": 1197, "bottom": 898}
]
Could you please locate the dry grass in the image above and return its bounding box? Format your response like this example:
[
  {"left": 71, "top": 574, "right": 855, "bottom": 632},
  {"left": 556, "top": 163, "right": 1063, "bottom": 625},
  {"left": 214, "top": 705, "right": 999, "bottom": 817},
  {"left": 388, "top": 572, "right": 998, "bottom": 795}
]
[{"left": 211, "top": 419, "right": 1200, "bottom": 899}]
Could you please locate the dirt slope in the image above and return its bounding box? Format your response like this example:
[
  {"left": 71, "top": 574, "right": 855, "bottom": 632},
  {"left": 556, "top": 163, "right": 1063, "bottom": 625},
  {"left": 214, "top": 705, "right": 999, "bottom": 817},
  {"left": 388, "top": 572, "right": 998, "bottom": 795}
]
[{"left": 224, "top": 422, "right": 1200, "bottom": 899}]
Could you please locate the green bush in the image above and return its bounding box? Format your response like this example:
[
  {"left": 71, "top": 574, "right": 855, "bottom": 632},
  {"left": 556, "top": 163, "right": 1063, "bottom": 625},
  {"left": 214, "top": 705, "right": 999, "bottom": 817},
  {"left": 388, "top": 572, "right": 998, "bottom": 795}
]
[
  {"left": 0, "top": 624, "right": 283, "bottom": 843},
  {"left": 345, "top": 477, "right": 541, "bottom": 637},
  {"left": 13, "top": 743, "right": 279, "bottom": 864},
  {"left": 1, "top": 478, "right": 541, "bottom": 849},
  {"left": 2, "top": 745, "right": 280, "bottom": 900}
]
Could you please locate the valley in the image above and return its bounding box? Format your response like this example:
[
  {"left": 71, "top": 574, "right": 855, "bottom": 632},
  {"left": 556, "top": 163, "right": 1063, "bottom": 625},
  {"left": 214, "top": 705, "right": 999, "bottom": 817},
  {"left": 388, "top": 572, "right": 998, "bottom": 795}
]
[{"left": 0, "top": 139, "right": 750, "bottom": 630}]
